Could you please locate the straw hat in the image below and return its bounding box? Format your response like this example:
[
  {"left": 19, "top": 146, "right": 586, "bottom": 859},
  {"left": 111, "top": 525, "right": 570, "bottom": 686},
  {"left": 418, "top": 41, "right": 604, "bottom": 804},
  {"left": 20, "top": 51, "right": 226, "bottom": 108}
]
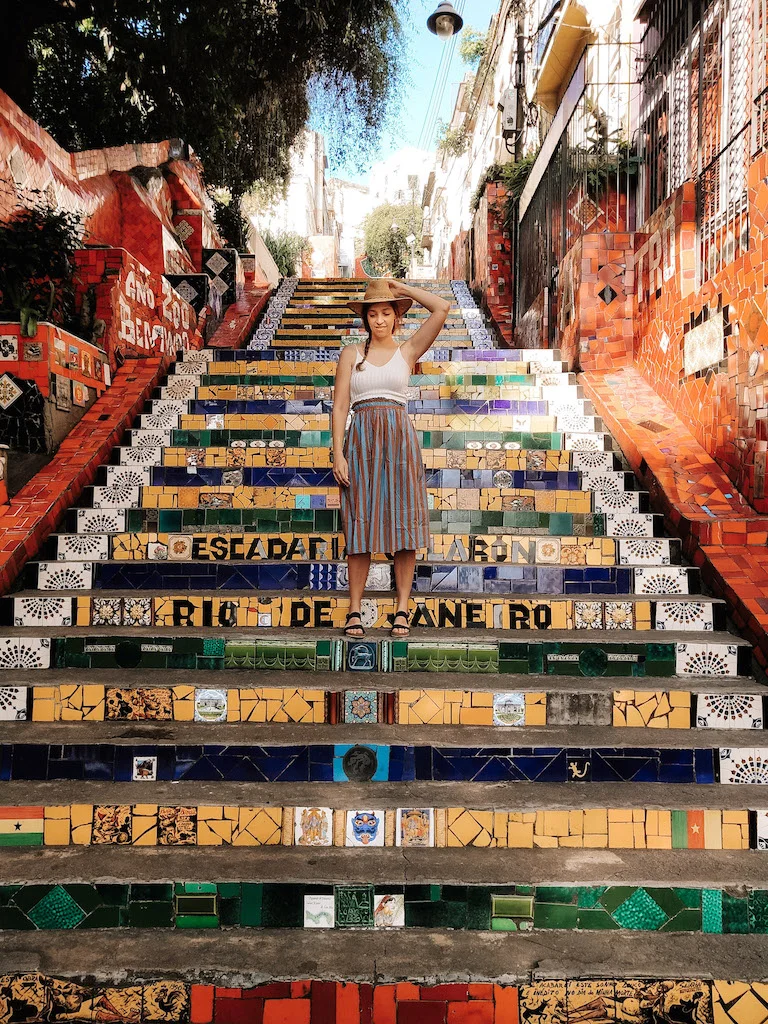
[{"left": 347, "top": 279, "right": 413, "bottom": 317}]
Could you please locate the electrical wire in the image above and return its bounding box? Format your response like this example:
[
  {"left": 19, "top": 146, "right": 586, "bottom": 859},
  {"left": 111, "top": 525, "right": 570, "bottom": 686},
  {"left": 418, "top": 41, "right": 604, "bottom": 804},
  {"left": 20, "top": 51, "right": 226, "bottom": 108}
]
[{"left": 417, "top": 0, "right": 467, "bottom": 151}]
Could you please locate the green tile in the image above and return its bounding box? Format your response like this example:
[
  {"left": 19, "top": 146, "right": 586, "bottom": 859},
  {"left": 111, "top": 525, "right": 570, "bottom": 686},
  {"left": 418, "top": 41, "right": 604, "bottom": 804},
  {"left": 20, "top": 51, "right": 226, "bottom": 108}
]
[
  {"left": 490, "top": 917, "right": 519, "bottom": 931},
  {"left": 702, "top": 890, "right": 723, "bottom": 933},
  {"left": 492, "top": 896, "right": 534, "bottom": 918},
  {"left": 80, "top": 906, "right": 123, "bottom": 929},
  {"left": 659, "top": 909, "right": 702, "bottom": 932},
  {"left": 129, "top": 883, "right": 173, "bottom": 903},
  {"left": 598, "top": 886, "right": 639, "bottom": 914},
  {"left": 611, "top": 889, "right": 668, "bottom": 931},
  {"left": 532, "top": 903, "right": 578, "bottom": 929},
  {"left": 671, "top": 811, "right": 688, "bottom": 849},
  {"left": 28, "top": 886, "right": 86, "bottom": 930},
  {"left": 577, "top": 887, "right": 608, "bottom": 909},
  {"left": 176, "top": 915, "right": 219, "bottom": 929},
  {"left": 127, "top": 902, "right": 174, "bottom": 928},
  {"left": 646, "top": 888, "right": 685, "bottom": 918},
  {"left": 0, "top": 906, "right": 35, "bottom": 930},
  {"left": 722, "top": 892, "right": 749, "bottom": 934},
  {"left": 749, "top": 890, "right": 768, "bottom": 933},
  {"left": 535, "top": 887, "right": 578, "bottom": 904},
  {"left": 575, "top": 908, "right": 620, "bottom": 930}
]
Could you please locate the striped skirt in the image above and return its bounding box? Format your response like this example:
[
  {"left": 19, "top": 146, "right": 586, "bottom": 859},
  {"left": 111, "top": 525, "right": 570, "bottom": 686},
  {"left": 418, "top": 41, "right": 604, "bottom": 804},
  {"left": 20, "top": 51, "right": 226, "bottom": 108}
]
[{"left": 341, "top": 399, "right": 430, "bottom": 554}]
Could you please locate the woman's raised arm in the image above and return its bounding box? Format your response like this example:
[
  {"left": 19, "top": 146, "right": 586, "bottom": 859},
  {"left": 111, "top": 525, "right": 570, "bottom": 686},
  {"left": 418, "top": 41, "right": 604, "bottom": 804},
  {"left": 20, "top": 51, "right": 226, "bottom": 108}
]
[{"left": 390, "top": 281, "right": 450, "bottom": 366}]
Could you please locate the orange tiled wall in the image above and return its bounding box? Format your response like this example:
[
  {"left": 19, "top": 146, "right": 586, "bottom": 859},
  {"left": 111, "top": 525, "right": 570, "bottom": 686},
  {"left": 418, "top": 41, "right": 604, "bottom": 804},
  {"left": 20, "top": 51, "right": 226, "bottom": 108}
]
[{"left": 633, "top": 160, "right": 768, "bottom": 511}]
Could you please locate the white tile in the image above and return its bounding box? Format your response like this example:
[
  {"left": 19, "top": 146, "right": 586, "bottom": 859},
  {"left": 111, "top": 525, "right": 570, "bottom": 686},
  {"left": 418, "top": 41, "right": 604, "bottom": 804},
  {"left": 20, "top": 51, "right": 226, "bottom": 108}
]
[
  {"left": 697, "top": 694, "right": 763, "bottom": 729},
  {"left": 719, "top": 747, "right": 768, "bottom": 784},
  {"left": 755, "top": 810, "right": 768, "bottom": 849},
  {"left": 56, "top": 534, "right": 109, "bottom": 561},
  {"left": 634, "top": 567, "right": 689, "bottom": 595},
  {"left": 0, "top": 687, "right": 28, "bottom": 720},
  {"left": 14, "top": 597, "right": 72, "bottom": 627},
  {"left": 563, "top": 432, "right": 607, "bottom": 452},
  {"left": 655, "top": 601, "right": 714, "bottom": 631},
  {"left": 129, "top": 430, "right": 173, "bottom": 447},
  {"left": 570, "top": 451, "right": 615, "bottom": 473},
  {"left": 676, "top": 642, "right": 739, "bottom": 677},
  {"left": 91, "top": 485, "right": 141, "bottom": 509},
  {"left": 304, "top": 894, "right": 335, "bottom": 928},
  {"left": 119, "top": 446, "right": 163, "bottom": 466},
  {"left": 345, "top": 810, "right": 385, "bottom": 847},
  {"left": 374, "top": 894, "right": 405, "bottom": 927},
  {"left": 194, "top": 688, "right": 228, "bottom": 723},
  {"left": 605, "top": 513, "right": 655, "bottom": 537},
  {"left": 0, "top": 638, "right": 51, "bottom": 670},
  {"left": 140, "top": 411, "right": 180, "bottom": 430},
  {"left": 133, "top": 755, "right": 157, "bottom": 781},
  {"left": 294, "top": 807, "right": 333, "bottom": 847},
  {"left": 104, "top": 466, "right": 151, "bottom": 488},
  {"left": 618, "top": 539, "right": 671, "bottom": 566},
  {"left": 76, "top": 509, "right": 126, "bottom": 534},
  {"left": 493, "top": 692, "right": 526, "bottom": 727},
  {"left": 593, "top": 491, "right": 641, "bottom": 513},
  {"left": 37, "top": 562, "right": 92, "bottom": 591}
]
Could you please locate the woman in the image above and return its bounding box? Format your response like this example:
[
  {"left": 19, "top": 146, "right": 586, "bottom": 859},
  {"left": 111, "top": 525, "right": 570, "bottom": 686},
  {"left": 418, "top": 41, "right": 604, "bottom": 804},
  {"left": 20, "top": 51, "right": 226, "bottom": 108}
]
[{"left": 332, "top": 279, "right": 450, "bottom": 639}]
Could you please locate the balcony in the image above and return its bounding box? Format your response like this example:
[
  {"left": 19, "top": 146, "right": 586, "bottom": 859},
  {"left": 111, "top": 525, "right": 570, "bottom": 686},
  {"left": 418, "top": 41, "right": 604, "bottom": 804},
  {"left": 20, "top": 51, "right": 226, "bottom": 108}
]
[{"left": 534, "top": 0, "right": 593, "bottom": 108}]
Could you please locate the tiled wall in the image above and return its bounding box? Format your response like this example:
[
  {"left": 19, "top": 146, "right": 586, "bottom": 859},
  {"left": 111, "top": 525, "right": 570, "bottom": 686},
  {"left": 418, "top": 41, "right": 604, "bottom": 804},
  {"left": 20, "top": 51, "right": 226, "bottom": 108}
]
[{"left": 1, "top": 975, "right": 766, "bottom": 1023}]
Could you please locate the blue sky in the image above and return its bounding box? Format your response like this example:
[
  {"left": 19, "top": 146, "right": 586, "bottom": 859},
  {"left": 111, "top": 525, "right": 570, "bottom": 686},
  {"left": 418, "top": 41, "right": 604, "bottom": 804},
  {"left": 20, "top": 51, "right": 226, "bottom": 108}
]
[{"left": 323, "top": 0, "right": 501, "bottom": 183}]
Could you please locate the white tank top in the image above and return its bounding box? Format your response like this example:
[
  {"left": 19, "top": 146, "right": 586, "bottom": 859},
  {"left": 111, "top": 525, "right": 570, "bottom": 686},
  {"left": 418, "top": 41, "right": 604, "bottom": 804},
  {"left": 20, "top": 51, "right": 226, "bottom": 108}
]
[{"left": 349, "top": 345, "right": 410, "bottom": 406}]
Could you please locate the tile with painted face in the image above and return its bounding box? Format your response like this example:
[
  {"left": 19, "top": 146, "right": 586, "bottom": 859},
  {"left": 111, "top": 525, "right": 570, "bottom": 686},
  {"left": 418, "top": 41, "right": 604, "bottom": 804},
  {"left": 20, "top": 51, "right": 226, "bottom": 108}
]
[
  {"left": 345, "top": 810, "right": 385, "bottom": 848},
  {"left": 294, "top": 806, "right": 332, "bottom": 847}
]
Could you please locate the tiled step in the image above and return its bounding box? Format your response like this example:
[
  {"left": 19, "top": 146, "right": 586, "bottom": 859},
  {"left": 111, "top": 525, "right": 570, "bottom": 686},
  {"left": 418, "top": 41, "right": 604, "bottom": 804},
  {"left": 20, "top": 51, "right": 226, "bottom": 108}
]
[
  {"left": 0, "top": 630, "right": 750, "bottom": 677},
  {"left": 80, "top": 484, "right": 622, "bottom": 516},
  {"left": 0, "top": 739, "right": 748, "bottom": 784},
  {"left": 115, "top": 446, "right": 615, "bottom": 472},
  {"left": 21, "top": 560, "right": 703, "bottom": 598},
  {"left": 123, "top": 428, "right": 615, "bottom": 454},
  {"left": 8, "top": 672, "right": 766, "bottom": 729},
  {"left": 44, "top": 532, "right": 681, "bottom": 568},
  {"left": 67, "top": 505, "right": 661, "bottom": 538},
  {"left": 95, "top": 466, "right": 638, "bottom": 499}
]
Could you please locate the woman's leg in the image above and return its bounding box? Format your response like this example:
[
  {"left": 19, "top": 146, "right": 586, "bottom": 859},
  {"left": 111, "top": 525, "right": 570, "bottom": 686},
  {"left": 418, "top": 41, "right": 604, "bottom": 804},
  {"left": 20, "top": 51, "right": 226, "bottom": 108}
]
[
  {"left": 393, "top": 548, "right": 416, "bottom": 614},
  {"left": 347, "top": 552, "right": 372, "bottom": 614}
]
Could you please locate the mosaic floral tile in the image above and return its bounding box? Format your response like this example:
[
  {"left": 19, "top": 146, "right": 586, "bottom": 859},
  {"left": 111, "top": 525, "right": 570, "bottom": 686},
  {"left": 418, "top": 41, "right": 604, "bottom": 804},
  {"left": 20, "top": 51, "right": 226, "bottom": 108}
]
[{"left": 343, "top": 690, "right": 378, "bottom": 724}]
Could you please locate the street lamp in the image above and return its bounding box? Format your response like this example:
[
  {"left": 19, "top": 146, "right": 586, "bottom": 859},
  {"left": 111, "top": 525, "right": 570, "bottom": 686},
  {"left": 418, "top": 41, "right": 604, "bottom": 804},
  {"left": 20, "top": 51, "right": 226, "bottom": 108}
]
[{"left": 427, "top": 2, "right": 464, "bottom": 39}]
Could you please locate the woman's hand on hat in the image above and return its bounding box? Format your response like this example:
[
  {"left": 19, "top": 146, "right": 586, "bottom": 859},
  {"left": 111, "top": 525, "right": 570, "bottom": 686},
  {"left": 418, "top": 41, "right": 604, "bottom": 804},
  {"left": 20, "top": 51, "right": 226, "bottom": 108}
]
[{"left": 387, "top": 279, "right": 410, "bottom": 298}]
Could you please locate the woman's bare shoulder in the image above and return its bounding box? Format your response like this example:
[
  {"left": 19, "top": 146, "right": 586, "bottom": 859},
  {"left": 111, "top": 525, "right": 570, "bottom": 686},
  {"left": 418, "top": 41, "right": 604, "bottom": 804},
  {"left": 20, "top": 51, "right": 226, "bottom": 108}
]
[{"left": 338, "top": 344, "right": 361, "bottom": 364}]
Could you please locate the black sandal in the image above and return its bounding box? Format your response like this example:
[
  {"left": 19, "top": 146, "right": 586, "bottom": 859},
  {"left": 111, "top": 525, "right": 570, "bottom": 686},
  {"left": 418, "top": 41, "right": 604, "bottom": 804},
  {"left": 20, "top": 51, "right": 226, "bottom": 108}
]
[
  {"left": 390, "top": 610, "right": 410, "bottom": 637},
  {"left": 344, "top": 612, "right": 365, "bottom": 638}
]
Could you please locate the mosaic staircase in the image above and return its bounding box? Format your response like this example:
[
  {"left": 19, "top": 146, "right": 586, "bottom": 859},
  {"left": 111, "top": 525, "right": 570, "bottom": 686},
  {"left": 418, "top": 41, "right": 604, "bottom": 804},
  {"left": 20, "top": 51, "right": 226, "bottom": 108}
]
[{"left": 1, "top": 278, "right": 767, "bottom": 978}]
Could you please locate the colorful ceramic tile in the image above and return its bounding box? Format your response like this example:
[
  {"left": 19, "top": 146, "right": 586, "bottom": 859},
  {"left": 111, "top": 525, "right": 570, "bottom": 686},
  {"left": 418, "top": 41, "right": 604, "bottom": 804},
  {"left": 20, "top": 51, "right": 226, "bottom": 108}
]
[
  {"left": 294, "top": 807, "right": 332, "bottom": 847},
  {"left": 132, "top": 756, "right": 157, "bottom": 781},
  {"left": 719, "top": 748, "right": 768, "bottom": 785},
  {"left": 396, "top": 808, "right": 434, "bottom": 848},
  {"left": 373, "top": 893, "right": 405, "bottom": 928},
  {"left": 343, "top": 690, "right": 378, "bottom": 724},
  {"left": 345, "top": 810, "right": 385, "bottom": 847},
  {"left": 194, "top": 688, "right": 228, "bottom": 723},
  {"left": 493, "top": 692, "right": 526, "bottom": 726}
]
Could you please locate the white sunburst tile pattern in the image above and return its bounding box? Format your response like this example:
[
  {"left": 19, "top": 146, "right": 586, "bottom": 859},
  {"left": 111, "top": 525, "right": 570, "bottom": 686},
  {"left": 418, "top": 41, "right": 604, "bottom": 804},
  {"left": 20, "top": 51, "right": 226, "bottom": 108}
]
[
  {"left": 719, "top": 748, "right": 768, "bottom": 784},
  {"left": 697, "top": 694, "right": 763, "bottom": 729}
]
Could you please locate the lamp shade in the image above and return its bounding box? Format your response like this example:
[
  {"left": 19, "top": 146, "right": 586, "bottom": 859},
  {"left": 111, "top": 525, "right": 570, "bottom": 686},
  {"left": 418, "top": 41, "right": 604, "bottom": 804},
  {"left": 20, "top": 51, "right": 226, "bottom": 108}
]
[{"left": 427, "top": 2, "right": 464, "bottom": 38}]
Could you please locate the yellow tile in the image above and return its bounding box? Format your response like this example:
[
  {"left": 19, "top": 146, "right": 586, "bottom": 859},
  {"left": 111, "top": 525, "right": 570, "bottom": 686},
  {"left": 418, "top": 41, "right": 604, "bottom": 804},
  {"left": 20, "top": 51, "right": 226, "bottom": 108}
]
[
  {"left": 646, "top": 835, "right": 672, "bottom": 849},
  {"left": 724, "top": 991, "right": 768, "bottom": 1024},
  {"left": 608, "top": 808, "right": 632, "bottom": 823},
  {"left": 668, "top": 708, "right": 691, "bottom": 728},
  {"left": 704, "top": 810, "right": 722, "bottom": 850},
  {"left": 532, "top": 833, "right": 558, "bottom": 848},
  {"left": 612, "top": 707, "right": 627, "bottom": 727},
  {"left": 507, "top": 820, "right": 534, "bottom": 848},
  {"left": 32, "top": 699, "right": 56, "bottom": 722},
  {"left": 608, "top": 822, "right": 634, "bottom": 848},
  {"left": 633, "top": 823, "right": 646, "bottom": 847},
  {"left": 44, "top": 819, "right": 71, "bottom": 845},
  {"left": 542, "top": 811, "right": 570, "bottom": 837},
  {"left": 568, "top": 810, "right": 584, "bottom": 835},
  {"left": 458, "top": 707, "right": 493, "bottom": 726},
  {"left": 669, "top": 690, "right": 691, "bottom": 707},
  {"left": 559, "top": 835, "right": 583, "bottom": 847},
  {"left": 583, "top": 809, "right": 608, "bottom": 834},
  {"left": 723, "top": 810, "right": 748, "bottom": 824},
  {"left": 583, "top": 834, "right": 608, "bottom": 848},
  {"left": 658, "top": 811, "right": 672, "bottom": 837}
]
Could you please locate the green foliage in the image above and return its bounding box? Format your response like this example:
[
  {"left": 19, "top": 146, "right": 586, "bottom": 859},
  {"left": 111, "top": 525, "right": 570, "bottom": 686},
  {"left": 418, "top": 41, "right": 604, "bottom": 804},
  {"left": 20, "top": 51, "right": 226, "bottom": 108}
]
[
  {"left": 0, "top": 197, "right": 83, "bottom": 336},
  {"left": 470, "top": 151, "right": 540, "bottom": 230},
  {"left": 6, "top": 1, "right": 405, "bottom": 248},
  {"left": 459, "top": 29, "right": 487, "bottom": 67},
  {"left": 436, "top": 120, "right": 471, "bottom": 157},
  {"left": 261, "top": 230, "right": 310, "bottom": 278},
  {"left": 362, "top": 202, "right": 422, "bottom": 277}
]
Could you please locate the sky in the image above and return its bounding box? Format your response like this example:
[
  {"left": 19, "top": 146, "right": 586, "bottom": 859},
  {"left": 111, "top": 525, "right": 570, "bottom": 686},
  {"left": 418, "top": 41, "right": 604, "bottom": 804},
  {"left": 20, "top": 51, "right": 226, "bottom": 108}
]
[{"left": 322, "top": 0, "right": 501, "bottom": 185}]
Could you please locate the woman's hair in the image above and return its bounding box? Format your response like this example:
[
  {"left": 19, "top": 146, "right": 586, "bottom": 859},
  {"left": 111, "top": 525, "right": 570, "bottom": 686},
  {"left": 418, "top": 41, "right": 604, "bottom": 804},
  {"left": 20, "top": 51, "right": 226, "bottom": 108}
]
[{"left": 356, "top": 303, "right": 402, "bottom": 371}]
